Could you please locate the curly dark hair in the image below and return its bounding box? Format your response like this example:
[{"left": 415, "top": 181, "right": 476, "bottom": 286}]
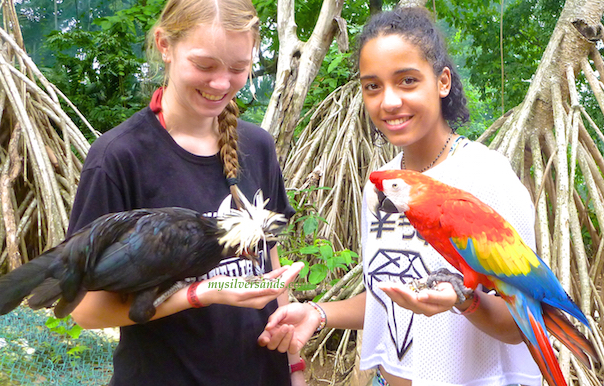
[{"left": 355, "top": 7, "right": 469, "bottom": 130}]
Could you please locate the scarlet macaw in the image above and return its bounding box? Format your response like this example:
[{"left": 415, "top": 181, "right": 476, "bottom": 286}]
[{"left": 369, "top": 169, "right": 597, "bottom": 386}]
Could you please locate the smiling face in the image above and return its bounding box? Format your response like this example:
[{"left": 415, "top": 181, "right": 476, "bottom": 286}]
[
  {"left": 158, "top": 24, "right": 253, "bottom": 120},
  {"left": 359, "top": 34, "right": 452, "bottom": 149}
]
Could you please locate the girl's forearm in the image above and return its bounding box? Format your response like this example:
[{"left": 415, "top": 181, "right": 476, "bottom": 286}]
[
  {"left": 320, "top": 291, "right": 366, "bottom": 330},
  {"left": 463, "top": 292, "right": 523, "bottom": 344}
]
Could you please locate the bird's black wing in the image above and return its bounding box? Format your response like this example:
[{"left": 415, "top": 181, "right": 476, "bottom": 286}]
[
  {"left": 55, "top": 209, "right": 159, "bottom": 301},
  {"left": 81, "top": 208, "right": 226, "bottom": 293}
]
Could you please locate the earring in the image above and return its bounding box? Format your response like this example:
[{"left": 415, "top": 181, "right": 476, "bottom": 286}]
[{"left": 162, "top": 53, "right": 167, "bottom": 61}]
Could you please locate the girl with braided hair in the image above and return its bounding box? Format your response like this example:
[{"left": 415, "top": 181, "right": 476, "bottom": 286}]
[
  {"left": 259, "top": 7, "right": 541, "bottom": 386},
  {"left": 68, "top": 0, "right": 304, "bottom": 385}
]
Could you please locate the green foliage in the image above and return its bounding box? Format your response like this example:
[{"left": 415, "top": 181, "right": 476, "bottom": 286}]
[
  {"left": 40, "top": 0, "right": 163, "bottom": 133},
  {"left": 238, "top": 75, "right": 275, "bottom": 125},
  {"left": 439, "top": 25, "right": 496, "bottom": 139},
  {"left": 17, "top": 0, "right": 111, "bottom": 64},
  {"left": 44, "top": 25, "right": 145, "bottom": 133},
  {"left": 250, "top": 0, "right": 400, "bottom": 131},
  {"left": 16, "top": 0, "right": 571, "bottom": 139},
  {"left": 437, "top": 0, "right": 564, "bottom": 114},
  {"left": 253, "top": 0, "right": 279, "bottom": 62},
  {"left": 303, "top": 45, "right": 354, "bottom": 117},
  {"left": 457, "top": 81, "right": 495, "bottom": 140},
  {"left": 298, "top": 239, "right": 357, "bottom": 285},
  {"left": 279, "top": 187, "right": 358, "bottom": 294},
  {"left": 45, "top": 316, "right": 83, "bottom": 339},
  {"left": 96, "top": 0, "right": 164, "bottom": 35},
  {"left": 0, "top": 306, "right": 115, "bottom": 385},
  {"left": 45, "top": 316, "right": 88, "bottom": 357}
]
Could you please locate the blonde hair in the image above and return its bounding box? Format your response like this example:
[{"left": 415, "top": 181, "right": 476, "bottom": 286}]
[{"left": 147, "top": 0, "right": 260, "bottom": 207}]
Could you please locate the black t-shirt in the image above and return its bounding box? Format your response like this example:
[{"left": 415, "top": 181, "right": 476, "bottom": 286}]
[{"left": 68, "top": 107, "right": 294, "bottom": 386}]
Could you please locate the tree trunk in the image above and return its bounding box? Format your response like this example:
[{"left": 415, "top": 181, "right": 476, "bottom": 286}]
[{"left": 261, "top": 0, "right": 346, "bottom": 166}]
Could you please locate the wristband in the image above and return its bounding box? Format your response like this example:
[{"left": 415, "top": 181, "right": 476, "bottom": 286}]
[
  {"left": 289, "top": 358, "right": 306, "bottom": 373},
  {"left": 308, "top": 301, "right": 327, "bottom": 332},
  {"left": 451, "top": 292, "right": 480, "bottom": 315},
  {"left": 187, "top": 281, "right": 204, "bottom": 308}
]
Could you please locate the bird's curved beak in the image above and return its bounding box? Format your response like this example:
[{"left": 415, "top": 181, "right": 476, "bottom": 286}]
[
  {"left": 377, "top": 190, "right": 399, "bottom": 213},
  {"left": 368, "top": 187, "right": 400, "bottom": 216},
  {"left": 240, "top": 213, "right": 288, "bottom": 266},
  {"left": 241, "top": 249, "right": 262, "bottom": 266},
  {"left": 264, "top": 216, "right": 288, "bottom": 242}
]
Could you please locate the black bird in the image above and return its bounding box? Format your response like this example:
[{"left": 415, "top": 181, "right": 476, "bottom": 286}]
[{"left": 0, "top": 189, "right": 287, "bottom": 323}]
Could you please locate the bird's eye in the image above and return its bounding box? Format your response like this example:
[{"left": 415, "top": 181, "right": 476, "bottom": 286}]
[{"left": 392, "top": 183, "right": 398, "bottom": 188}]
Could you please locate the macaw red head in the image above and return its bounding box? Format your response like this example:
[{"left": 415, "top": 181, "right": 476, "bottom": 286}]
[{"left": 368, "top": 170, "right": 426, "bottom": 214}]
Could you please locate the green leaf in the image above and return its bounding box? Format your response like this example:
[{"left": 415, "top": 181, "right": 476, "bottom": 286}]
[
  {"left": 327, "top": 255, "right": 347, "bottom": 271},
  {"left": 327, "top": 55, "right": 344, "bottom": 73},
  {"left": 303, "top": 217, "right": 319, "bottom": 236},
  {"left": 67, "top": 345, "right": 90, "bottom": 356},
  {"left": 299, "top": 261, "right": 310, "bottom": 278},
  {"left": 309, "top": 264, "right": 328, "bottom": 284},
  {"left": 340, "top": 250, "right": 352, "bottom": 265},
  {"left": 67, "top": 324, "right": 83, "bottom": 339},
  {"left": 293, "top": 283, "right": 317, "bottom": 291},
  {"left": 319, "top": 244, "right": 334, "bottom": 260},
  {"left": 99, "top": 20, "right": 112, "bottom": 30},
  {"left": 299, "top": 245, "right": 319, "bottom": 255},
  {"left": 312, "top": 292, "right": 326, "bottom": 302},
  {"left": 45, "top": 317, "right": 60, "bottom": 329},
  {"left": 279, "top": 257, "right": 294, "bottom": 266},
  {"left": 335, "top": 263, "right": 349, "bottom": 271}
]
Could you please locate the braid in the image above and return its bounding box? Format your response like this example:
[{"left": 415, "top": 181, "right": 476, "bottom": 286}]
[{"left": 218, "top": 99, "right": 243, "bottom": 208}]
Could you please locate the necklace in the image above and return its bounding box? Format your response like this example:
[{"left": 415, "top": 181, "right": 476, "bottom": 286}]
[{"left": 402, "top": 130, "right": 453, "bottom": 172}]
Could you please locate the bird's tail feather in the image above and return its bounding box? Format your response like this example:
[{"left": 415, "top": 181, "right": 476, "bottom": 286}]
[
  {"left": 28, "top": 278, "right": 62, "bottom": 309},
  {"left": 54, "top": 289, "right": 86, "bottom": 318},
  {"left": 543, "top": 295, "right": 589, "bottom": 327},
  {"left": 28, "top": 277, "right": 86, "bottom": 319},
  {"left": 504, "top": 287, "right": 568, "bottom": 386},
  {"left": 523, "top": 311, "right": 568, "bottom": 386},
  {"left": 543, "top": 304, "right": 598, "bottom": 369},
  {"left": 0, "top": 253, "right": 56, "bottom": 315}
]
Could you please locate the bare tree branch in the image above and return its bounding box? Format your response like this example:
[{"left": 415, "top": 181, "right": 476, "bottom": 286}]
[{"left": 262, "top": 0, "right": 345, "bottom": 165}]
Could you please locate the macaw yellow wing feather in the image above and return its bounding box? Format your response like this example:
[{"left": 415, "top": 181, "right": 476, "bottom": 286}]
[{"left": 439, "top": 198, "right": 541, "bottom": 278}]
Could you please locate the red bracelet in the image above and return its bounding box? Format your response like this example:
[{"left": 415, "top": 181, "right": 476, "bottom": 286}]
[
  {"left": 187, "top": 281, "right": 204, "bottom": 308},
  {"left": 289, "top": 358, "right": 306, "bottom": 374},
  {"left": 458, "top": 292, "right": 481, "bottom": 315}
]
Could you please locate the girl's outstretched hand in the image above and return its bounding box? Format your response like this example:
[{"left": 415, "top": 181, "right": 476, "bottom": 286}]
[
  {"left": 197, "top": 262, "right": 304, "bottom": 309},
  {"left": 258, "top": 302, "right": 322, "bottom": 354},
  {"left": 378, "top": 281, "right": 458, "bottom": 317}
]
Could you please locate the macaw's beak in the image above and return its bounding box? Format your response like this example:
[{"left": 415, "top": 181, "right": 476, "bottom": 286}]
[
  {"left": 368, "top": 186, "right": 399, "bottom": 216},
  {"left": 377, "top": 190, "right": 399, "bottom": 213}
]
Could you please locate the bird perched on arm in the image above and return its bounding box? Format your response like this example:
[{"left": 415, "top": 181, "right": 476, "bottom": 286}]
[
  {"left": 369, "top": 169, "right": 598, "bottom": 386},
  {"left": 0, "top": 188, "right": 287, "bottom": 324}
]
